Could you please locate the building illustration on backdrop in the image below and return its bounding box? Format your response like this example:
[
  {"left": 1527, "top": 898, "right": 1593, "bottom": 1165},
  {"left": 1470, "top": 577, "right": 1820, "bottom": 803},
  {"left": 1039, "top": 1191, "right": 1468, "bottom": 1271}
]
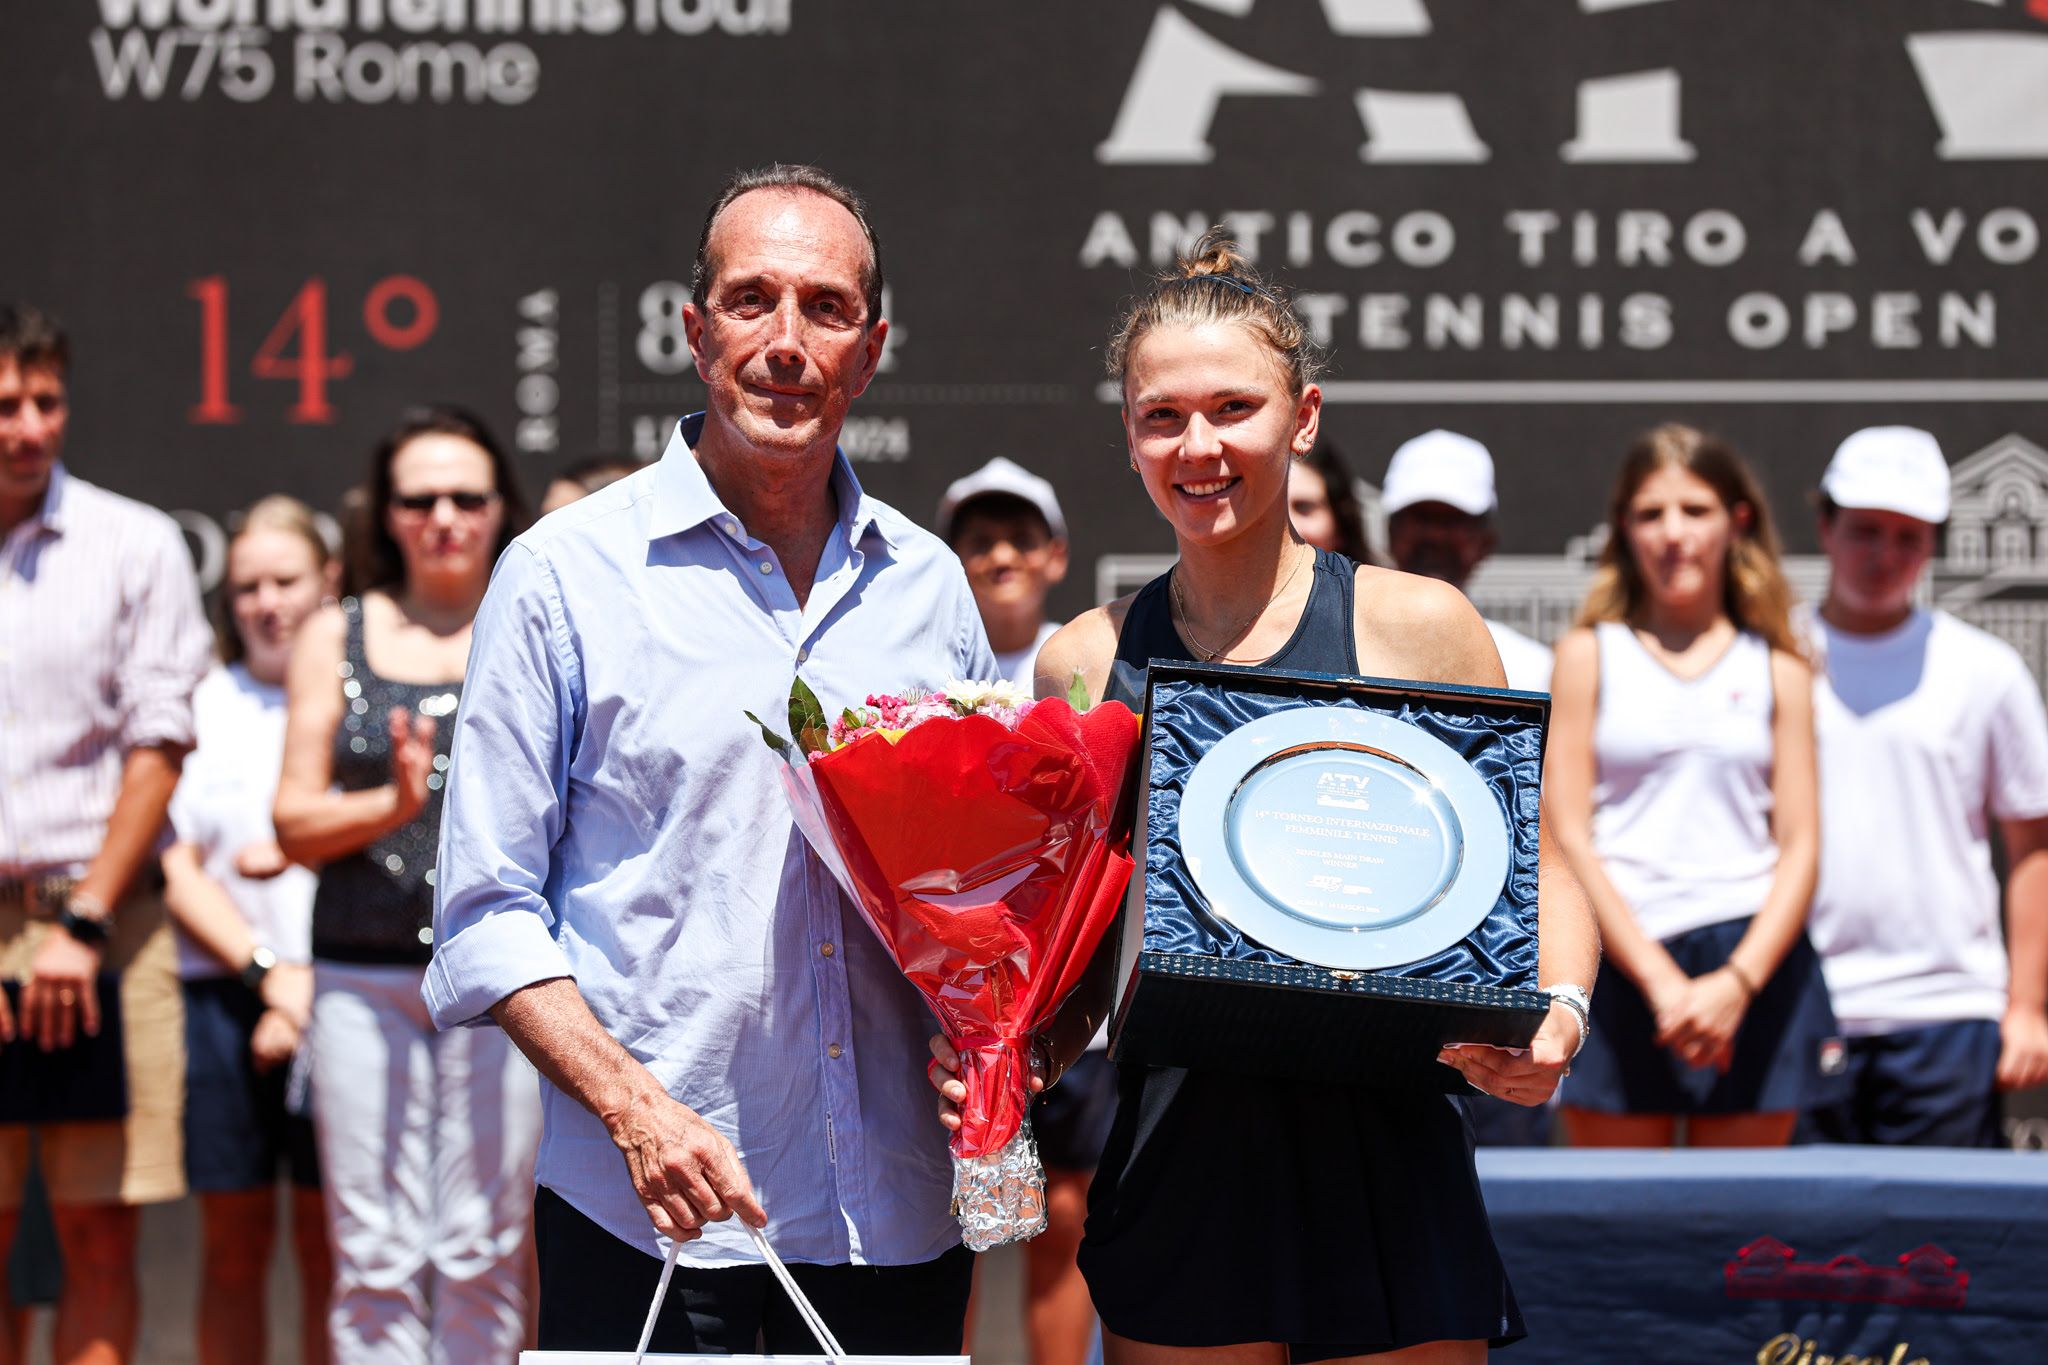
[{"left": 1098, "top": 433, "right": 2048, "bottom": 693}]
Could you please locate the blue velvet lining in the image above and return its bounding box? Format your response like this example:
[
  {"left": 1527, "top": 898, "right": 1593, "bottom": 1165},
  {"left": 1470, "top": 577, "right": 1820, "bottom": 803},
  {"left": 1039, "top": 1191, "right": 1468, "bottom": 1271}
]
[{"left": 1145, "top": 672, "right": 1542, "bottom": 990}]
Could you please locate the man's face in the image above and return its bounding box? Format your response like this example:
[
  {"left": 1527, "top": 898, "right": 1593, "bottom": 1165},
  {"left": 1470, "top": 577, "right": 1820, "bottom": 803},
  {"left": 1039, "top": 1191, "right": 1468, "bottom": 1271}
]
[
  {"left": 1387, "top": 500, "right": 1494, "bottom": 588},
  {"left": 0, "top": 358, "right": 68, "bottom": 506},
  {"left": 684, "top": 189, "right": 886, "bottom": 460},
  {"left": 951, "top": 505, "right": 1068, "bottom": 621},
  {"left": 1819, "top": 505, "right": 1936, "bottom": 621}
]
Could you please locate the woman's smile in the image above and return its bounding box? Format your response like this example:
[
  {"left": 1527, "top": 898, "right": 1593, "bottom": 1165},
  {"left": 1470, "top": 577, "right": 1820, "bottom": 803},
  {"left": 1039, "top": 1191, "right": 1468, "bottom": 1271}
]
[{"left": 1176, "top": 475, "right": 1241, "bottom": 501}]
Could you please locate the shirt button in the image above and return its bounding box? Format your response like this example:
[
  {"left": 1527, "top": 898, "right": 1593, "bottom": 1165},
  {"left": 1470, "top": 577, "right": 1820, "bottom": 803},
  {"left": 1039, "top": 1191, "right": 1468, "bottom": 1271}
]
[
  {"left": 416, "top": 926, "right": 434, "bottom": 945},
  {"left": 797, "top": 647, "right": 810, "bottom": 664},
  {"left": 820, "top": 942, "right": 835, "bottom": 958},
  {"left": 759, "top": 561, "right": 774, "bottom": 574},
  {"left": 827, "top": 1043, "right": 844, "bottom": 1060},
  {"left": 724, "top": 519, "right": 738, "bottom": 536}
]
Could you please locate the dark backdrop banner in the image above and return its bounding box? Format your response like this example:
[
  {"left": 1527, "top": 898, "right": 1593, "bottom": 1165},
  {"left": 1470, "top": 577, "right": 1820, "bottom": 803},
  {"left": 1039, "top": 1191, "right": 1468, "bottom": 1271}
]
[{"left": 5, "top": 0, "right": 2045, "bottom": 599}]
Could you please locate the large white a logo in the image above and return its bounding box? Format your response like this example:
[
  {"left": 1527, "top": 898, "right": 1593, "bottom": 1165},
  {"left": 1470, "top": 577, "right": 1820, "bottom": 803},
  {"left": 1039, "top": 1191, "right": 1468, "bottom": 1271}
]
[{"left": 1096, "top": 0, "right": 2048, "bottom": 166}]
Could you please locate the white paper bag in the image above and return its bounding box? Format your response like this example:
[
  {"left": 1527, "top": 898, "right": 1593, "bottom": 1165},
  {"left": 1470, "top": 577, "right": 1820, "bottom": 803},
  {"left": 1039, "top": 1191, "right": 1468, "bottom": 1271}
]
[
  {"left": 525, "top": 1355, "right": 967, "bottom": 1364},
  {"left": 519, "top": 1225, "right": 969, "bottom": 1365}
]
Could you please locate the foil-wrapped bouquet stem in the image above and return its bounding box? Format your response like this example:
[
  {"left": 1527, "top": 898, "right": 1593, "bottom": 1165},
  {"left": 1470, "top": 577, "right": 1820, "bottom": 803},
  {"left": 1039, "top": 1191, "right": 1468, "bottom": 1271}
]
[{"left": 748, "top": 678, "right": 1139, "bottom": 1251}]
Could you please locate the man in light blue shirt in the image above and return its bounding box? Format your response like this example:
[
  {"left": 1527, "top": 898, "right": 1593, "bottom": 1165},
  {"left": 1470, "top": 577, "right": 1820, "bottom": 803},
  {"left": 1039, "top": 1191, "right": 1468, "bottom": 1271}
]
[{"left": 425, "top": 165, "right": 997, "bottom": 1353}]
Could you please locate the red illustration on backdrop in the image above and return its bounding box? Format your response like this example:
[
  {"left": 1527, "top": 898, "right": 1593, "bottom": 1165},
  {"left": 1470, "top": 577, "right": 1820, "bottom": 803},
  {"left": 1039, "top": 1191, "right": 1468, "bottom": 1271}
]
[{"left": 1724, "top": 1236, "right": 1968, "bottom": 1309}]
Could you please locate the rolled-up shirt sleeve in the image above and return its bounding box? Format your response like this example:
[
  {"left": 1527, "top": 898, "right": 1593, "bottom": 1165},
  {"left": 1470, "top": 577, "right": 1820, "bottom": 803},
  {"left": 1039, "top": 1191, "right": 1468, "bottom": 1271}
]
[
  {"left": 116, "top": 517, "right": 212, "bottom": 753},
  {"left": 425, "top": 542, "right": 580, "bottom": 1029}
]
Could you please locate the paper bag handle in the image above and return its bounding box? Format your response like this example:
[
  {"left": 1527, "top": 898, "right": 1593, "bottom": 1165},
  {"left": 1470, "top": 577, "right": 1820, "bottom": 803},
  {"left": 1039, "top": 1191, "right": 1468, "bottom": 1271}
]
[{"left": 631, "top": 1226, "right": 849, "bottom": 1365}]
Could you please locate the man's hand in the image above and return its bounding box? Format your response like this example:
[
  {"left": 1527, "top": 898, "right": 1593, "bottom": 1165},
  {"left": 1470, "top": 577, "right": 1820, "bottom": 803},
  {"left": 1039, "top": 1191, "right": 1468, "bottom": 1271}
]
[
  {"left": 1654, "top": 970, "right": 1749, "bottom": 1073},
  {"left": 261, "top": 962, "right": 314, "bottom": 1030},
  {"left": 23, "top": 929, "right": 102, "bottom": 1052},
  {"left": 925, "top": 1033, "right": 1045, "bottom": 1134},
  {"left": 233, "top": 840, "right": 290, "bottom": 880},
  {"left": 388, "top": 708, "right": 438, "bottom": 824},
  {"left": 1997, "top": 1005, "right": 2048, "bottom": 1093},
  {"left": 250, "top": 1008, "right": 301, "bottom": 1074},
  {"left": 608, "top": 1088, "right": 767, "bottom": 1242},
  {"left": 1438, "top": 1002, "right": 1576, "bottom": 1107}
]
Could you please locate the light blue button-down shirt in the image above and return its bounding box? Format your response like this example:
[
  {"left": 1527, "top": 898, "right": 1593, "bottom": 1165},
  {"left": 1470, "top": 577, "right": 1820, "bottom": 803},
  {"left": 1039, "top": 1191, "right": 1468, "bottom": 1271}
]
[{"left": 425, "top": 415, "right": 997, "bottom": 1267}]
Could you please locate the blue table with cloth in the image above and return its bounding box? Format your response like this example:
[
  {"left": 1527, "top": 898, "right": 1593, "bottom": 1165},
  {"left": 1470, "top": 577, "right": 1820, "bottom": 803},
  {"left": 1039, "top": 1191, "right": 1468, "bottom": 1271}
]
[{"left": 1475, "top": 1146, "right": 2048, "bottom": 1361}]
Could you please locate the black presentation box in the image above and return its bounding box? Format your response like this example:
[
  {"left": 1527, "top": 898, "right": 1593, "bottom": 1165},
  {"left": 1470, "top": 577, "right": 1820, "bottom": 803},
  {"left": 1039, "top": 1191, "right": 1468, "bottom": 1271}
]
[{"left": 1109, "top": 662, "right": 1551, "bottom": 1090}]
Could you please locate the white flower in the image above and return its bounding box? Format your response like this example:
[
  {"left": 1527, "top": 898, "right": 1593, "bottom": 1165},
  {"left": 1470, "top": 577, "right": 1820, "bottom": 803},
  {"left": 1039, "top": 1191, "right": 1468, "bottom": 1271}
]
[{"left": 942, "top": 677, "right": 1032, "bottom": 713}]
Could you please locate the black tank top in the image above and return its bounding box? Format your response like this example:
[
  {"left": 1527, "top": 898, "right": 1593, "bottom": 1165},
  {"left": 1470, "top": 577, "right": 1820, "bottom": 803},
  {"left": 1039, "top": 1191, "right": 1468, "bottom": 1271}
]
[
  {"left": 310, "top": 595, "right": 461, "bottom": 966},
  {"left": 1108, "top": 547, "right": 1358, "bottom": 706}
]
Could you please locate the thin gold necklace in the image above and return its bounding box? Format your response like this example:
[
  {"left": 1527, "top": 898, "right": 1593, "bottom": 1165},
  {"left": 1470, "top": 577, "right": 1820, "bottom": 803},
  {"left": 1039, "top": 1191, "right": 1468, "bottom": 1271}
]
[{"left": 1170, "top": 545, "right": 1312, "bottom": 663}]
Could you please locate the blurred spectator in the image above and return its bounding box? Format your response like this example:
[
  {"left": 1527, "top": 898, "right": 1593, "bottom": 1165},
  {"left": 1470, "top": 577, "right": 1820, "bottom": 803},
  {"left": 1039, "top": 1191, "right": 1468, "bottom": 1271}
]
[
  {"left": 1382, "top": 430, "right": 1555, "bottom": 1147},
  {"left": 1382, "top": 431, "right": 1552, "bottom": 692},
  {"left": 1548, "top": 424, "right": 1842, "bottom": 1148},
  {"left": 539, "top": 454, "right": 645, "bottom": 517},
  {"left": 1800, "top": 427, "right": 2048, "bottom": 1146},
  {"left": 274, "top": 406, "right": 537, "bottom": 1363},
  {"left": 939, "top": 457, "right": 1069, "bottom": 689},
  {"left": 0, "top": 303, "right": 213, "bottom": 1363},
  {"left": 939, "top": 457, "right": 1106, "bottom": 1365},
  {"left": 1287, "top": 442, "right": 1376, "bottom": 566},
  {"left": 161, "top": 495, "right": 338, "bottom": 1365}
]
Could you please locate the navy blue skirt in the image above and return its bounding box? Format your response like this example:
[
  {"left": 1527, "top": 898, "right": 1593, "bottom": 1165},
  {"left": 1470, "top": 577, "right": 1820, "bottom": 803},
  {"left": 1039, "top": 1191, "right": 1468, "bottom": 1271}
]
[
  {"left": 1079, "top": 1064, "right": 1524, "bottom": 1355},
  {"left": 1566, "top": 918, "right": 1849, "bottom": 1116}
]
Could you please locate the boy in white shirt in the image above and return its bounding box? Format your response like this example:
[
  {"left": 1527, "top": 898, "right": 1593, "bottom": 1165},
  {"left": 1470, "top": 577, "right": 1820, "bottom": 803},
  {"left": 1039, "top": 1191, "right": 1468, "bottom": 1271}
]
[
  {"left": 938, "top": 457, "right": 1070, "bottom": 690},
  {"left": 1382, "top": 430, "right": 1553, "bottom": 694},
  {"left": 1803, "top": 426, "right": 2048, "bottom": 1146}
]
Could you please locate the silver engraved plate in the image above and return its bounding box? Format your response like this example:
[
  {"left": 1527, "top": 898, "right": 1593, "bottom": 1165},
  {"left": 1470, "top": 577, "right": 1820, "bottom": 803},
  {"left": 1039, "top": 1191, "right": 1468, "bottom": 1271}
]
[{"left": 1179, "top": 706, "right": 1511, "bottom": 970}]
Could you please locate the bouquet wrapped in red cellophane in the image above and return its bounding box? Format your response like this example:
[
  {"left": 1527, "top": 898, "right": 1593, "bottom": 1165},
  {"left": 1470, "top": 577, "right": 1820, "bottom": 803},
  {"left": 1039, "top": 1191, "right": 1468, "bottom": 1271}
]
[{"left": 747, "top": 677, "right": 1140, "bottom": 1251}]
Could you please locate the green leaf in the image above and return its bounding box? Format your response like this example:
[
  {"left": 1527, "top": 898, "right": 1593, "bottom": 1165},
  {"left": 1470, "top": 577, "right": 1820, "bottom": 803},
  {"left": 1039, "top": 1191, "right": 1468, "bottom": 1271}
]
[
  {"left": 790, "top": 676, "right": 826, "bottom": 737},
  {"left": 741, "top": 710, "right": 791, "bottom": 758},
  {"left": 789, "top": 676, "right": 832, "bottom": 756},
  {"left": 1065, "top": 668, "right": 1092, "bottom": 711}
]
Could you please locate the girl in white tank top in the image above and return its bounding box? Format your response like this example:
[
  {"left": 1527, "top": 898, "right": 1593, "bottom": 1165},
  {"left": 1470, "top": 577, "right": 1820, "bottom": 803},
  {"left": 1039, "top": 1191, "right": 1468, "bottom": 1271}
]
[
  {"left": 1591, "top": 622, "right": 1778, "bottom": 943},
  {"left": 1546, "top": 425, "right": 1834, "bottom": 1148}
]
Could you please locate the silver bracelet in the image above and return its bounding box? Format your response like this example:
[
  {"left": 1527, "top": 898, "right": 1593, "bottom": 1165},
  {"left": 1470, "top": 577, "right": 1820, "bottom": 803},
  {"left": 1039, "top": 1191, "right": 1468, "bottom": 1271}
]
[{"left": 1545, "top": 983, "right": 1592, "bottom": 1059}]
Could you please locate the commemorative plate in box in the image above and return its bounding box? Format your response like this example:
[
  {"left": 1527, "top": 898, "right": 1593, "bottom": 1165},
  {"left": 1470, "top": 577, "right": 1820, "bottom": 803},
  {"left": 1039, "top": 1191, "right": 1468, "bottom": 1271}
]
[{"left": 1108, "top": 661, "right": 1551, "bottom": 1090}]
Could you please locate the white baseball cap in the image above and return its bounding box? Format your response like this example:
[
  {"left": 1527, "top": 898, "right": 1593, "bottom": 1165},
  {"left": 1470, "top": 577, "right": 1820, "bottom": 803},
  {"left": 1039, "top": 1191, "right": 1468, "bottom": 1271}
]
[
  {"left": 937, "top": 457, "right": 1068, "bottom": 541},
  {"left": 1820, "top": 426, "right": 1950, "bottom": 524},
  {"left": 1381, "top": 430, "right": 1497, "bottom": 517}
]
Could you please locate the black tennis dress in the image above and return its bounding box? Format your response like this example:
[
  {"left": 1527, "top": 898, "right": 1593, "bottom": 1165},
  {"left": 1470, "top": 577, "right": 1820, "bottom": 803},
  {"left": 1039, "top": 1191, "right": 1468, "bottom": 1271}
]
[{"left": 1078, "top": 549, "right": 1526, "bottom": 1357}]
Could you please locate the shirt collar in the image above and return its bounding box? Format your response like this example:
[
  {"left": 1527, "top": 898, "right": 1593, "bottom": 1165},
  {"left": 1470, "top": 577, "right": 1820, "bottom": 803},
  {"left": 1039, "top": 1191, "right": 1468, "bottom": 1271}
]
[
  {"left": 646, "top": 412, "right": 898, "bottom": 550},
  {"left": 30, "top": 461, "right": 70, "bottom": 534}
]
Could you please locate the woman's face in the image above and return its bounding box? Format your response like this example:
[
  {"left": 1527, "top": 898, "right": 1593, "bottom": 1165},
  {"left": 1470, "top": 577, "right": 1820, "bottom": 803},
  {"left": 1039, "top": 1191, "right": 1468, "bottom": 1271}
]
[
  {"left": 384, "top": 433, "right": 504, "bottom": 586},
  {"left": 1123, "top": 321, "right": 1320, "bottom": 550},
  {"left": 1622, "top": 463, "right": 1746, "bottom": 610},
  {"left": 227, "top": 527, "right": 331, "bottom": 681},
  {"left": 1288, "top": 462, "right": 1340, "bottom": 552}
]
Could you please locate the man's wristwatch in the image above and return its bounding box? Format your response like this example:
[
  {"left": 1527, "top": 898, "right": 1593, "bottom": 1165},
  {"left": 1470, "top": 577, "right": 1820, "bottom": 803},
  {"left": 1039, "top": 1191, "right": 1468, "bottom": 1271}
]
[
  {"left": 241, "top": 945, "right": 278, "bottom": 996},
  {"left": 53, "top": 887, "right": 113, "bottom": 948}
]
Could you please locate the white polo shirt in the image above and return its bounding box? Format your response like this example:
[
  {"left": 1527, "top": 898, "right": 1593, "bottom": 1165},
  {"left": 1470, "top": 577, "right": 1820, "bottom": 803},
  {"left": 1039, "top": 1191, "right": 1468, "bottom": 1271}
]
[{"left": 1807, "top": 608, "right": 2048, "bottom": 1035}]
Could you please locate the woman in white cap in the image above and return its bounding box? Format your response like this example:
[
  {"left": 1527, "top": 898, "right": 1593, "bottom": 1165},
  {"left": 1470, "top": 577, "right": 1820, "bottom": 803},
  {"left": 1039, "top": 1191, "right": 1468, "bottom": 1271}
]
[
  {"left": 1801, "top": 426, "right": 2048, "bottom": 1145},
  {"left": 1549, "top": 423, "right": 1843, "bottom": 1147}
]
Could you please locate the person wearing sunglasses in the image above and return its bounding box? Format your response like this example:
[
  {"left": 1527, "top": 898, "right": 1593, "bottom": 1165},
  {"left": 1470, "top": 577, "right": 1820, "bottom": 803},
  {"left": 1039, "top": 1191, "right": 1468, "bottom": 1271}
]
[{"left": 273, "top": 405, "right": 536, "bottom": 1363}]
